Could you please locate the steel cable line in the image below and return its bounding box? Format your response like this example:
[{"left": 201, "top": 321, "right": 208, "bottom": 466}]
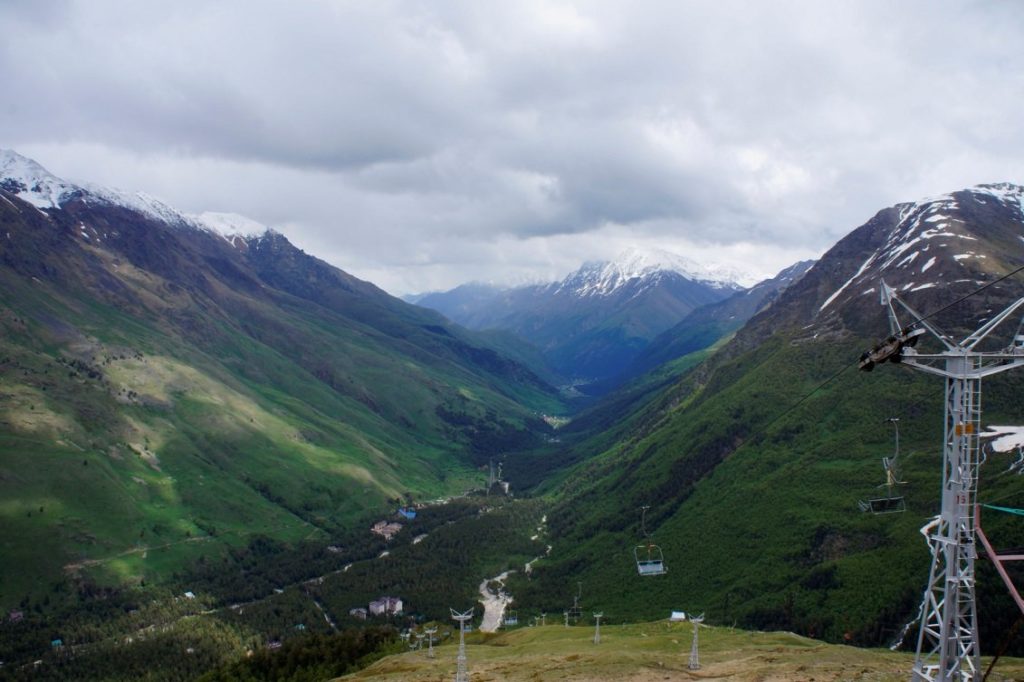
[{"left": 757, "top": 267, "right": 1024, "bottom": 439}]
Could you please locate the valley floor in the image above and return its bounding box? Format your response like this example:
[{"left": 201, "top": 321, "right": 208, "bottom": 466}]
[{"left": 337, "top": 621, "right": 1024, "bottom": 682}]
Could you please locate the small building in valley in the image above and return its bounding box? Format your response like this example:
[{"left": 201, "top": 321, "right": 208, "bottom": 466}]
[
  {"left": 371, "top": 520, "right": 403, "bottom": 540},
  {"left": 369, "top": 596, "right": 403, "bottom": 617}
]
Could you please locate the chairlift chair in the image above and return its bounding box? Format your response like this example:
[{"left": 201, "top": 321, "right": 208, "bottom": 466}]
[
  {"left": 859, "top": 418, "right": 907, "bottom": 515},
  {"left": 635, "top": 542, "right": 667, "bottom": 576},
  {"left": 859, "top": 495, "right": 907, "bottom": 514},
  {"left": 503, "top": 610, "right": 518, "bottom": 627},
  {"left": 634, "top": 506, "right": 667, "bottom": 576}
]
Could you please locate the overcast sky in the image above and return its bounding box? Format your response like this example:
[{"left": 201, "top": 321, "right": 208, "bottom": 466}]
[{"left": 4, "top": 1, "right": 1023, "bottom": 295}]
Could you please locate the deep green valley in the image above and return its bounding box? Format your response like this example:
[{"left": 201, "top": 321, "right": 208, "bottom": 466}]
[{"left": 2, "top": 157, "right": 1024, "bottom": 681}]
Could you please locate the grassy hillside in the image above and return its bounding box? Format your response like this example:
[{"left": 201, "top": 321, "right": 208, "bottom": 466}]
[
  {"left": 509, "top": 333, "right": 1024, "bottom": 650},
  {"left": 0, "top": 193, "right": 564, "bottom": 609},
  {"left": 337, "top": 620, "right": 1024, "bottom": 681},
  {"left": 502, "top": 190, "right": 1024, "bottom": 654},
  {"left": 0, "top": 276, "right": 460, "bottom": 600}
]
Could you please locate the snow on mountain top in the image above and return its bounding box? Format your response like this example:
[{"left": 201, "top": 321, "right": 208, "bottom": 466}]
[
  {"left": 192, "top": 212, "right": 268, "bottom": 239},
  {"left": 0, "top": 149, "right": 272, "bottom": 240},
  {"left": 0, "top": 148, "right": 186, "bottom": 224},
  {"left": 0, "top": 148, "right": 80, "bottom": 209},
  {"left": 561, "top": 247, "right": 754, "bottom": 297},
  {"left": 971, "top": 183, "right": 1024, "bottom": 214},
  {"left": 613, "top": 247, "right": 754, "bottom": 286},
  {"left": 818, "top": 183, "right": 1024, "bottom": 313},
  {"left": 895, "top": 183, "right": 1024, "bottom": 226},
  {"left": 83, "top": 183, "right": 193, "bottom": 226}
]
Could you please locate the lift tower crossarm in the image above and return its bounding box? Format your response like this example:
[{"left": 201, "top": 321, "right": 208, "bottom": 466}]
[
  {"left": 898, "top": 349, "right": 1024, "bottom": 380},
  {"left": 961, "top": 296, "right": 1024, "bottom": 350},
  {"left": 882, "top": 282, "right": 958, "bottom": 351}
]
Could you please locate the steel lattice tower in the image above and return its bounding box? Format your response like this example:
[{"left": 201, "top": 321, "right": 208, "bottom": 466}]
[
  {"left": 425, "top": 627, "right": 437, "bottom": 658},
  {"left": 688, "top": 614, "right": 704, "bottom": 670},
  {"left": 864, "top": 283, "right": 1024, "bottom": 681},
  {"left": 451, "top": 608, "right": 473, "bottom": 682}
]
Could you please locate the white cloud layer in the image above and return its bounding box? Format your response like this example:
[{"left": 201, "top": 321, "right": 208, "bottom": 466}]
[{"left": 4, "top": 0, "right": 1024, "bottom": 294}]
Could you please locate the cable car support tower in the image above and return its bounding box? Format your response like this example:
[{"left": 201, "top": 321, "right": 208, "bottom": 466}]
[
  {"left": 861, "top": 282, "right": 1024, "bottom": 681},
  {"left": 451, "top": 608, "right": 473, "bottom": 682}
]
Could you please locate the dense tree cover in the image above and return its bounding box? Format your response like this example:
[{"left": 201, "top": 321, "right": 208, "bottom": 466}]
[
  {"left": 197, "top": 627, "right": 399, "bottom": 682},
  {"left": 0, "top": 496, "right": 545, "bottom": 680}
]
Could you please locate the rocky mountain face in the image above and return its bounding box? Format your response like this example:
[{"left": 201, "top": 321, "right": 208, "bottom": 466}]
[
  {"left": 516, "top": 184, "right": 1024, "bottom": 650},
  {"left": 738, "top": 184, "right": 1024, "bottom": 350},
  {"left": 414, "top": 248, "right": 750, "bottom": 387},
  {"left": 0, "top": 150, "right": 562, "bottom": 603}
]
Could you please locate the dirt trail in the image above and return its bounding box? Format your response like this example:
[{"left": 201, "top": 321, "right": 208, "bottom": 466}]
[{"left": 478, "top": 571, "right": 513, "bottom": 632}]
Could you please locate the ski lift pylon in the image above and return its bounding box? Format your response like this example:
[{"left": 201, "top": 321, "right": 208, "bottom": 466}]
[
  {"left": 567, "top": 582, "right": 583, "bottom": 623},
  {"left": 634, "top": 506, "right": 667, "bottom": 576}
]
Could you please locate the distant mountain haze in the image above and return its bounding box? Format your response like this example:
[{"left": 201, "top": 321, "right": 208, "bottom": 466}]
[{"left": 412, "top": 247, "right": 755, "bottom": 387}]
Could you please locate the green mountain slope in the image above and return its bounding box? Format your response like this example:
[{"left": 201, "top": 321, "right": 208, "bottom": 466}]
[
  {"left": 513, "top": 185, "right": 1024, "bottom": 651},
  {"left": 0, "top": 156, "right": 564, "bottom": 606}
]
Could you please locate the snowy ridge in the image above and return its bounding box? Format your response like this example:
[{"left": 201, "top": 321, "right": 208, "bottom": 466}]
[
  {"left": 0, "top": 149, "right": 270, "bottom": 240},
  {"left": 83, "top": 183, "right": 194, "bottom": 227},
  {"left": 556, "top": 247, "right": 752, "bottom": 298},
  {"left": 192, "top": 212, "right": 269, "bottom": 240},
  {"left": 0, "top": 148, "right": 80, "bottom": 209},
  {"left": 818, "top": 184, "right": 1024, "bottom": 312}
]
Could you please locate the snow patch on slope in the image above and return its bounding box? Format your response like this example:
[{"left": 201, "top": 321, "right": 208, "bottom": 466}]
[
  {"left": 192, "top": 212, "right": 268, "bottom": 239},
  {"left": 982, "top": 425, "right": 1024, "bottom": 453},
  {"left": 819, "top": 252, "right": 878, "bottom": 312},
  {"left": 972, "top": 183, "right": 1024, "bottom": 218},
  {"left": 818, "top": 183, "right": 1024, "bottom": 314}
]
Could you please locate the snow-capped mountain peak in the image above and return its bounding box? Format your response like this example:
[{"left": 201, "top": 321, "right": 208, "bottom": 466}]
[
  {"left": 817, "top": 183, "right": 1024, "bottom": 313},
  {"left": 0, "top": 148, "right": 81, "bottom": 209},
  {"left": 0, "top": 150, "right": 273, "bottom": 242},
  {"left": 559, "top": 247, "right": 752, "bottom": 298}
]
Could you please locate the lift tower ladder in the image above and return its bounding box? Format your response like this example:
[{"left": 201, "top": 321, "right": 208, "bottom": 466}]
[{"left": 864, "top": 282, "right": 1024, "bottom": 682}]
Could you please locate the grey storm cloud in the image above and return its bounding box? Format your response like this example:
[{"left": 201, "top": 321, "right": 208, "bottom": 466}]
[{"left": 3, "top": 0, "right": 1024, "bottom": 294}]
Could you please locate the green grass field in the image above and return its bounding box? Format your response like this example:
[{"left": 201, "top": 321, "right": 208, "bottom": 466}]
[{"left": 339, "top": 620, "right": 1024, "bottom": 681}]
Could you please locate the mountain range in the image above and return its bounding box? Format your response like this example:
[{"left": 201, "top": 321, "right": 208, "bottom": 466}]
[
  {"left": 411, "top": 248, "right": 758, "bottom": 387},
  {"left": 5, "top": 147, "right": 1024, "bottom": 676}
]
